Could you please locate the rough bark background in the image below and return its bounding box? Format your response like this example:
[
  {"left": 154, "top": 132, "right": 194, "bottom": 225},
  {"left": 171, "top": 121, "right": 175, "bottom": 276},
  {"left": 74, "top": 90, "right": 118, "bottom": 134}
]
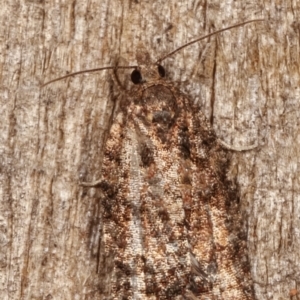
[{"left": 0, "top": 0, "right": 299, "bottom": 299}]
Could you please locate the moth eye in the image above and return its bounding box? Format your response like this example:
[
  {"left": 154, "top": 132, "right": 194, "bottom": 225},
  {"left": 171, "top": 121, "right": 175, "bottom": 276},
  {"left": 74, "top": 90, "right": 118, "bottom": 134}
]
[
  {"left": 157, "top": 64, "right": 165, "bottom": 77},
  {"left": 131, "top": 69, "right": 142, "bottom": 84}
]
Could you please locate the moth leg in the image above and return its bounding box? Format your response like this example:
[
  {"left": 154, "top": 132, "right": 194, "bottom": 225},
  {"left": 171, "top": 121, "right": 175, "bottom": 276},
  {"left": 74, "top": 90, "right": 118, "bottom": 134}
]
[
  {"left": 218, "top": 139, "right": 259, "bottom": 152},
  {"left": 113, "top": 66, "right": 128, "bottom": 91},
  {"left": 79, "top": 179, "right": 103, "bottom": 187}
]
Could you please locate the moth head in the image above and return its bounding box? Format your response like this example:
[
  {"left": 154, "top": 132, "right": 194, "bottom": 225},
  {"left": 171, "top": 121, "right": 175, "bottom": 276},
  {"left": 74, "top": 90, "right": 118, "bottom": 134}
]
[{"left": 131, "top": 64, "right": 165, "bottom": 84}]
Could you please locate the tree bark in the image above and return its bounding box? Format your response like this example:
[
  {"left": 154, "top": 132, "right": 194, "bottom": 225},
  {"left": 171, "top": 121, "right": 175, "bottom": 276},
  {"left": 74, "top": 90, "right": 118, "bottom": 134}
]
[{"left": 0, "top": 0, "right": 298, "bottom": 299}]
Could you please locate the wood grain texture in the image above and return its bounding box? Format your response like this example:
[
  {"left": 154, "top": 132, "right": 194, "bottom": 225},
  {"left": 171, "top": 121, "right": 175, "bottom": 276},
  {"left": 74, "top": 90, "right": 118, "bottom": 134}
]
[{"left": 0, "top": 0, "right": 299, "bottom": 299}]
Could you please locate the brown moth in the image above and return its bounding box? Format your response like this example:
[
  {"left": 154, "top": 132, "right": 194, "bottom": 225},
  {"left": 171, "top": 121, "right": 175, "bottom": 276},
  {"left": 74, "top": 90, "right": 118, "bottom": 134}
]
[{"left": 44, "top": 19, "right": 263, "bottom": 299}]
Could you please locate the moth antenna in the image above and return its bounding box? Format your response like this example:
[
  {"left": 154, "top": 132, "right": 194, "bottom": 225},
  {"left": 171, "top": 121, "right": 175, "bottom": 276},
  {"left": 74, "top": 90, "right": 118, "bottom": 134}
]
[
  {"left": 42, "top": 65, "right": 137, "bottom": 87},
  {"left": 156, "top": 19, "right": 264, "bottom": 64}
]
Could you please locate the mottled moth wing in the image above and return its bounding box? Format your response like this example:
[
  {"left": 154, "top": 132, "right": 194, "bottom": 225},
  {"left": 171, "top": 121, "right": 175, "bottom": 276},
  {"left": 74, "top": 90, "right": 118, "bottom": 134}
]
[{"left": 92, "top": 71, "right": 254, "bottom": 299}]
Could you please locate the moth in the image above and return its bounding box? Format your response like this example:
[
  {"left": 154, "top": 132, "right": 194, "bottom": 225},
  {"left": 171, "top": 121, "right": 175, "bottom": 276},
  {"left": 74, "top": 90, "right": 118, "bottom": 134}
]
[{"left": 44, "top": 19, "right": 263, "bottom": 299}]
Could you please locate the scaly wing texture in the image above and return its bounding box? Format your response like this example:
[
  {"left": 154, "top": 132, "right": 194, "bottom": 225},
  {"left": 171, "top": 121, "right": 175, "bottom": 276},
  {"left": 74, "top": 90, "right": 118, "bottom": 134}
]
[{"left": 96, "top": 81, "right": 254, "bottom": 299}]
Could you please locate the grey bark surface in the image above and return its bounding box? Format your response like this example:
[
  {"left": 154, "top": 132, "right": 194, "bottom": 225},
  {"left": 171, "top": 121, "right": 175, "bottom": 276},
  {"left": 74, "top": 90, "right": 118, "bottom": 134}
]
[{"left": 0, "top": 0, "right": 298, "bottom": 299}]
